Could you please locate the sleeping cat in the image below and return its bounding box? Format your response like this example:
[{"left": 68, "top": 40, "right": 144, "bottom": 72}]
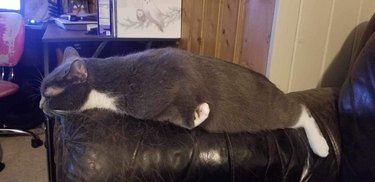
[{"left": 40, "top": 47, "right": 329, "bottom": 157}]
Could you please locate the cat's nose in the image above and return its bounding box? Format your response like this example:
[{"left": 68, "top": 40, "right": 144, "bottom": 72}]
[{"left": 39, "top": 96, "right": 46, "bottom": 109}]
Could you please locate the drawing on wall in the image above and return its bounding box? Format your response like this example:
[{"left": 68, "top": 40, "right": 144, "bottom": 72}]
[
  {"left": 65, "top": 0, "right": 89, "bottom": 15},
  {"left": 116, "top": 0, "right": 181, "bottom": 38},
  {"left": 25, "top": 0, "right": 49, "bottom": 22}
]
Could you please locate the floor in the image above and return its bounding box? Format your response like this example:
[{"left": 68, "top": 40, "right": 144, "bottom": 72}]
[{"left": 0, "top": 131, "right": 48, "bottom": 182}]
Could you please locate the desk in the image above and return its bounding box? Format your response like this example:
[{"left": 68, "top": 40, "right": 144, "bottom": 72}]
[
  {"left": 42, "top": 23, "right": 178, "bottom": 76},
  {"left": 42, "top": 23, "right": 178, "bottom": 182}
]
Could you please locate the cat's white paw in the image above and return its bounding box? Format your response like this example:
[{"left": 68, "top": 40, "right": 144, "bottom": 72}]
[
  {"left": 193, "top": 103, "right": 210, "bottom": 127},
  {"left": 294, "top": 105, "right": 330, "bottom": 157},
  {"left": 309, "top": 133, "right": 329, "bottom": 157}
]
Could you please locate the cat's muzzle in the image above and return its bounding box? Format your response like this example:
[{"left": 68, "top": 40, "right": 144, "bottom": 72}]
[
  {"left": 39, "top": 96, "right": 51, "bottom": 114},
  {"left": 39, "top": 97, "right": 80, "bottom": 116},
  {"left": 39, "top": 96, "right": 55, "bottom": 117},
  {"left": 39, "top": 96, "right": 46, "bottom": 110}
]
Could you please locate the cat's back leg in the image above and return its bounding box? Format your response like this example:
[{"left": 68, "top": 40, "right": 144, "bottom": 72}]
[
  {"left": 193, "top": 103, "right": 210, "bottom": 127},
  {"left": 174, "top": 99, "right": 210, "bottom": 129},
  {"left": 292, "top": 105, "right": 329, "bottom": 157},
  {"left": 155, "top": 97, "right": 210, "bottom": 130}
]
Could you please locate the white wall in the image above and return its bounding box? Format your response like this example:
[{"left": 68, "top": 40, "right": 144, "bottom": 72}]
[{"left": 267, "top": 0, "right": 375, "bottom": 92}]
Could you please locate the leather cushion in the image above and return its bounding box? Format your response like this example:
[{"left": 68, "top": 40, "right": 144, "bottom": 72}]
[{"left": 339, "top": 25, "right": 375, "bottom": 180}]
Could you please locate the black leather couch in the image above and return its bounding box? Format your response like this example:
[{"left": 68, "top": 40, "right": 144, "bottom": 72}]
[
  {"left": 50, "top": 14, "right": 375, "bottom": 182},
  {"left": 339, "top": 13, "right": 375, "bottom": 181}
]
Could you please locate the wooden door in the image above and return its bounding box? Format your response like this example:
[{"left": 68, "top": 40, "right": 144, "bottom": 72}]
[{"left": 179, "top": 0, "right": 275, "bottom": 75}]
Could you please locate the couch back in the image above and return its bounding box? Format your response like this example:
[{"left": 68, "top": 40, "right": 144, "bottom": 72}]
[{"left": 339, "top": 13, "right": 375, "bottom": 181}]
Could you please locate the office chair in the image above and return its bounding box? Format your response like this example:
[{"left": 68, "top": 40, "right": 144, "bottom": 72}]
[{"left": 0, "top": 12, "right": 43, "bottom": 151}]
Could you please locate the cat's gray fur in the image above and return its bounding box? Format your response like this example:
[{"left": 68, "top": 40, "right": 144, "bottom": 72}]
[{"left": 40, "top": 47, "right": 329, "bottom": 157}]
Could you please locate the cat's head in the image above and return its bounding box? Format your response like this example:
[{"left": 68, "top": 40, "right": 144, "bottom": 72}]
[{"left": 40, "top": 47, "right": 91, "bottom": 116}]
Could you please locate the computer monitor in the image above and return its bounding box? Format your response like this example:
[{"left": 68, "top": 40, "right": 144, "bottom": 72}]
[{"left": 0, "top": 0, "right": 23, "bottom": 15}]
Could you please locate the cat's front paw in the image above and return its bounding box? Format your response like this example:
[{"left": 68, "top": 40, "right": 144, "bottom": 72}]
[
  {"left": 310, "top": 134, "right": 329, "bottom": 157},
  {"left": 193, "top": 103, "right": 210, "bottom": 127}
]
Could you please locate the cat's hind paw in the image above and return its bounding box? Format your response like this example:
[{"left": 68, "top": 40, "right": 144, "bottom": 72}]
[
  {"left": 294, "top": 105, "right": 329, "bottom": 158},
  {"left": 310, "top": 134, "right": 329, "bottom": 157},
  {"left": 193, "top": 103, "right": 210, "bottom": 127}
]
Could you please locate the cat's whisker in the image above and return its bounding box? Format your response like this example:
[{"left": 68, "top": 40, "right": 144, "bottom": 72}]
[
  {"left": 27, "top": 93, "right": 38, "bottom": 99},
  {"left": 34, "top": 66, "right": 45, "bottom": 81},
  {"left": 30, "top": 83, "right": 42, "bottom": 92},
  {"left": 28, "top": 69, "right": 45, "bottom": 94}
]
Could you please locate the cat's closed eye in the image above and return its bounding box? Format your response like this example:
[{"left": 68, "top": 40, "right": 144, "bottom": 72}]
[{"left": 44, "top": 86, "right": 65, "bottom": 97}]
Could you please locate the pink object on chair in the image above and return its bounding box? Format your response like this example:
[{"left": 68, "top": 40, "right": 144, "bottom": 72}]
[
  {"left": 0, "top": 12, "right": 24, "bottom": 98},
  {"left": 0, "top": 12, "right": 44, "bottom": 152},
  {"left": 0, "top": 12, "right": 24, "bottom": 67}
]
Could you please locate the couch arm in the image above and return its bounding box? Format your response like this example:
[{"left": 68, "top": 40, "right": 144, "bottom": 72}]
[{"left": 53, "top": 88, "right": 340, "bottom": 182}]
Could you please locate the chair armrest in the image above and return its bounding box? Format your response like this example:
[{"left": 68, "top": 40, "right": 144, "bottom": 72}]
[{"left": 53, "top": 88, "right": 340, "bottom": 181}]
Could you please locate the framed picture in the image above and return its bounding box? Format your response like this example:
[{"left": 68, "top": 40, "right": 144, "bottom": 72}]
[
  {"left": 115, "top": 0, "right": 181, "bottom": 38},
  {"left": 62, "top": 0, "right": 89, "bottom": 15},
  {"left": 48, "top": 0, "right": 63, "bottom": 17}
]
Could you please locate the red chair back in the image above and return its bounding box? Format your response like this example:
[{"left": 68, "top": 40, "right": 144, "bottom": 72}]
[{"left": 0, "top": 12, "right": 24, "bottom": 67}]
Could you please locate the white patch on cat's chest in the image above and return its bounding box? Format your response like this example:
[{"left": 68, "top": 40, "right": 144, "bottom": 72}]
[{"left": 80, "top": 89, "right": 118, "bottom": 112}]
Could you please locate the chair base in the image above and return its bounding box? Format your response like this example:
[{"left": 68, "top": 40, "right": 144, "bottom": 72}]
[
  {"left": 0, "top": 128, "right": 43, "bottom": 173},
  {"left": 0, "top": 129, "right": 44, "bottom": 148}
]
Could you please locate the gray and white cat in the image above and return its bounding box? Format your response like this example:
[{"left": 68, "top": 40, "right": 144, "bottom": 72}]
[{"left": 40, "top": 47, "right": 329, "bottom": 157}]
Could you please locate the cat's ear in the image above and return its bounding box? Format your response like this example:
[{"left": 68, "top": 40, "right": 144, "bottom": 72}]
[
  {"left": 66, "top": 60, "right": 88, "bottom": 84},
  {"left": 63, "top": 47, "right": 80, "bottom": 63}
]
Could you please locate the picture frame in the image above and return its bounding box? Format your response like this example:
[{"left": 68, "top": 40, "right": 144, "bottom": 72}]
[
  {"left": 48, "top": 0, "right": 63, "bottom": 17},
  {"left": 115, "top": 0, "right": 181, "bottom": 38},
  {"left": 64, "top": 0, "right": 89, "bottom": 15}
]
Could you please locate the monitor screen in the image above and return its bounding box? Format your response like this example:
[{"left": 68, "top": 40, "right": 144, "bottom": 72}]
[{"left": 0, "top": 0, "right": 21, "bottom": 11}]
